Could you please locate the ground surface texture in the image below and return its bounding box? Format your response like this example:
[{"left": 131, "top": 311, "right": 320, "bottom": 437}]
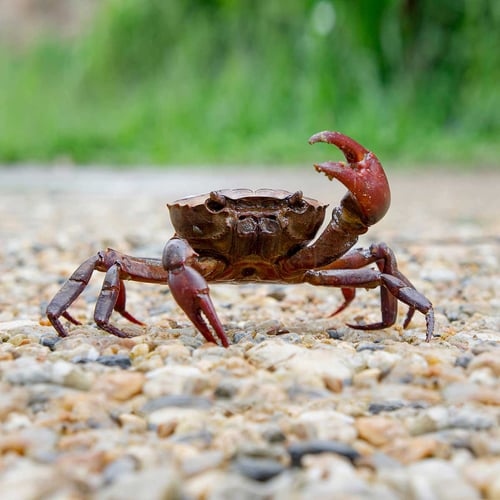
[{"left": 1, "top": 166, "right": 499, "bottom": 499}]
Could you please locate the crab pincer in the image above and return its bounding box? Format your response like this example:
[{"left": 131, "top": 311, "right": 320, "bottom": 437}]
[
  {"left": 309, "top": 131, "right": 391, "bottom": 227},
  {"left": 162, "top": 238, "right": 229, "bottom": 347}
]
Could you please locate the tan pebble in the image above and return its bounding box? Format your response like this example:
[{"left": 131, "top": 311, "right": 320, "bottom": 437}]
[
  {"left": 0, "top": 434, "right": 28, "bottom": 454},
  {"left": 382, "top": 436, "right": 441, "bottom": 464},
  {"left": 356, "top": 416, "right": 408, "bottom": 446},
  {"left": 323, "top": 373, "right": 343, "bottom": 393},
  {"left": 69, "top": 394, "right": 112, "bottom": 424},
  {"left": 469, "top": 351, "right": 500, "bottom": 376},
  {"left": 352, "top": 439, "right": 376, "bottom": 457},
  {"left": 0, "top": 350, "right": 14, "bottom": 361},
  {"left": 463, "top": 457, "right": 500, "bottom": 496},
  {"left": 63, "top": 366, "right": 95, "bottom": 391},
  {"left": 118, "top": 413, "right": 148, "bottom": 432},
  {"left": 155, "top": 343, "right": 191, "bottom": 362},
  {"left": 473, "top": 386, "right": 500, "bottom": 406},
  {"left": 157, "top": 420, "right": 178, "bottom": 438},
  {"left": 93, "top": 371, "right": 145, "bottom": 401},
  {"left": 57, "top": 449, "right": 110, "bottom": 474},
  {"left": 134, "top": 354, "right": 165, "bottom": 371},
  {"left": 58, "top": 432, "right": 97, "bottom": 451},
  {"left": 352, "top": 368, "right": 382, "bottom": 388},
  {"left": 246, "top": 340, "right": 304, "bottom": 369},
  {"left": 216, "top": 356, "right": 255, "bottom": 377},
  {"left": 184, "top": 470, "right": 227, "bottom": 499},
  {"left": 487, "top": 476, "right": 500, "bottom": 500},
  {"left": 336, "top": 400, "right": 369, "bottom": 418},
  {"left": 8, "top": 334, "right": 30, "bottom": 346},
  {"left": 143, "top": 365, "right": 209, "bottom": 398},
  {"left": 365, "top": 350, "right": 401, "bottom": 372},
  {"left": 237, "top": 381, "right": 288, "bottom": 407},
  {"left": 470, "top": 432, "right": 500, "bottom": 457},
  {"left": 130, "top": 343, "right": 150, "bottom": 358},
  {"left": 401, "top": 386, "right": 442, "bottom": 405},
  {"left": 148, "top": 408, "right": 207, "bottom": 435},
  {"left": 212, "top": 427, "right": 252, "bottom": 457},
  {"left": 296, "top": 410, "right": 357, "bottom": 442}
]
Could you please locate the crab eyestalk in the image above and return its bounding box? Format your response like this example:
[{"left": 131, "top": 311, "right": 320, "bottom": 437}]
[{"left": 309, "top": 131, "right": 391, "bottom": 227}]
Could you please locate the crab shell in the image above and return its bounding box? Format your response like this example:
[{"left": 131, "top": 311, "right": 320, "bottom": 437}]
[{"left": 168, "top": 189, "right": 327, "bottom": 261}]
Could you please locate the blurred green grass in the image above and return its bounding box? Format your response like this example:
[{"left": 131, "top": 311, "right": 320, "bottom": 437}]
[{"left": 0, "top": 0, "right": 498, "bottom": 166}]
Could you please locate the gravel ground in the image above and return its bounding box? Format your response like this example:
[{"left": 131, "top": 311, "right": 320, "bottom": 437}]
[{"left": 0, "top": 166, "right": 499, "bottom": 499}]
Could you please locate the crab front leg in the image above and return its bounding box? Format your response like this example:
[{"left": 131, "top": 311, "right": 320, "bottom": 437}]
[
  {"left": 47, "top": 250, "right": 167, "bottom": 338},
  {"left": 162, "top": 238, "right": 229, "bottom": 347}
]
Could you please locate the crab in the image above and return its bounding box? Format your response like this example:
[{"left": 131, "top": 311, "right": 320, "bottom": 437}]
[{"left": 46, "top": 131, "right": 434, "bottom": 346}]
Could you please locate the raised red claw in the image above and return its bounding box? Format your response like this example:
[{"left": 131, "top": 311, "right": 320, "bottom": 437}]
[{"left": 309, "top": 131, "right": 391, "bottom": 226}]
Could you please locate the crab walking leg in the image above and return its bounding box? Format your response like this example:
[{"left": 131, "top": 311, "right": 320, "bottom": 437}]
[
  {"left": 113, "top": 278, "right": 145, "bottom": 326},
  {"left": 47, "top": 255, "right": 101, "bottom": 337},
  {"left": 321, "top": 243, "right": 419, "bottom": 327},
  {"left": 328, "top": 287, "right": 356, "bottom": 317},
  {"left": 304, "top": 268, "right": 434, "bottom": 342},
  {"left": 46, "top": 249, "right": 168, "bottom": 337},
  {"left": 93, "top": 263, "right": 147, "bottom": 338},
  {"left": 93, "top": 264, "right": 133, "bottom": 338},
  {"left": 163, "top": 239, "right": 229, "bottom": 348}
]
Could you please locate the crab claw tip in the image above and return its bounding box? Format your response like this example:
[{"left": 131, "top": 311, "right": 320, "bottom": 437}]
[
  {"left": 310, "top": 130, "right": 391, "bottom": 226},
  {"left": 313, "top": 162, "right": 340, "bottom": 181}
]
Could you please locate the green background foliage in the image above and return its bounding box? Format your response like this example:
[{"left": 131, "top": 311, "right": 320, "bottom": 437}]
[{"left": 0, "top": 0, "right": 498, "bottom": 165}]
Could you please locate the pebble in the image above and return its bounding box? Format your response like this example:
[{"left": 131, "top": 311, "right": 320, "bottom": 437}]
[
  {"left": 407, "top": 459, "right": 480, "bottom": 500},
  {"left": 294, "top": 409, "right": 357, "bottom": 442},
  {"left": 97, "top": 466, "right": 180, "bottom": 500},
  {"left": 287, "top": 439, "right": 360, "bottom": 466},
  {"left": 92, "top": 371, "right": 145, "bottom": 401},
  {"left": 368, "top": 400, "right": 405, "bottom": 414},
  {"left": 233, "top": 456, "right": 286, "bottom": 482},
  {"left": 95, "top": 354, "right": 132, "bottom": 369},
  {"left": 356, "top": 416, "right": 409, "bottom": 446},
  {"left": 382, "top": 436, "right": 443, "bottom": 464}
]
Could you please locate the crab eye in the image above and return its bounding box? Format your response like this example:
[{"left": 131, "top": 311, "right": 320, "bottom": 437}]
[
  {"left": 287, "top": 190, "right": 307, "bottom": 212},
  {"left": 206, "top": 191, "right": 227, "bottom": 212}
]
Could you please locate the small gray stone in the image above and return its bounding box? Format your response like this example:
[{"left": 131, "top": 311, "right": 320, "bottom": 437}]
[
  {"left": 141, "top": 394, "right": 212, "bottom": 413},
  {"left": 234, "top": 456, "right": 286, "bottom": 482},
  {"left": 96, "top": 354, "right": 132, "bottom": 369},
  {"left": 369, "top": 401, "right": 405, "bottom": 414},
  {"left": 288, "top": 440, "right": 360, "bottom": 466}
]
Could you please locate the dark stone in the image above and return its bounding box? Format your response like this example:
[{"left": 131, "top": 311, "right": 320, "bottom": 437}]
[
  {"left": 96, "top": 355, "right": 132, "bottom": 369},
  {"left": 141, "top": 395, "right": 212, "bottom": 413},
  {"left": 356, "top": 343, "right": 385, "bottom": 352},
  {"left": 262, "top": 426, "right": 286, "bottom": 443},
  {"left": 455, "top": 354, "right": 473, "bottom": 369},
  {"left": 233, "top": 332, "right": 254, "bottom": 344},
  {"left": 267, "top": 287, "right": 287, "bottom": 302},
  {"left": 40, "top": 335, "right": 61, "bottom": 351},
  {"left": 368, "top": 401, "right": 405, "bottom": 414},
  {"left": 214, "top": 381, "right": 238, "bottom": 399},
  {"left": 169, "top": 430, "right": 212, "bottom": 445},
  {"left": 326, "top": 329, "right": 344, "bottom": 340},
  {"left": 234, "top": 456, "right": 285, "bottom": 482},
  {"left": 288, "top": 440, "right": 360, "bottom": 467}
]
